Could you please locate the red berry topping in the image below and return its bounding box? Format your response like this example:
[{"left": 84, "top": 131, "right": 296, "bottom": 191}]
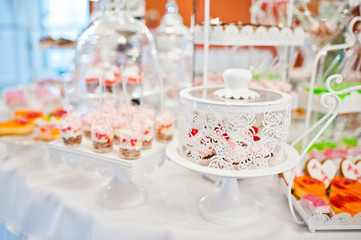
[
  {"left": 67, "top": 127, "right": 71, "bottom": 131},
  {"left": 189, "top": 128, "right": 199, "bottom": 137},
  {"left": 144, "top": 130, "right": 149, "bottom": 135},
  {"left": 250, "top": 126, "right": 258, "bottom": 135},
  {"left": 253, "top": 136, "right": 260, "bottom": 141},
  {"left": 122, "top": 138, "right": 126, "bottom": 143}
]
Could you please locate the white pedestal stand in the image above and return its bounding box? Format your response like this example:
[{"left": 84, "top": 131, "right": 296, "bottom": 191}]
[
  {"left": 49, "top": 139, "right": 165, "bottom": 209},
  {"left": 198, "top": 177, "right": 259, "bottom": 225},
  {"left": 94, "top": 171, "right": 146, "bottom": 209},
  {"left": 166, "top": 140, "right": 300, "bottom": 225}
]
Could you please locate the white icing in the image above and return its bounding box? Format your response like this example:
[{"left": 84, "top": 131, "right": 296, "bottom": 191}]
[
  {"left": 306, "top": 159, "right": 337, "bottom": 187},
  {"left": 341, "top": 159, "right": 361, "bottom": 181},
  {"left": 143, "top": 130, "right": 154, "bottom": 141},
  {"left": 119, "top": 141, "right": 142, "bottom": 150}
]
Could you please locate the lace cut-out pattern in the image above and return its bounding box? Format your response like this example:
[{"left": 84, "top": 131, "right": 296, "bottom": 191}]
[{"left": 178, "top": 103, "right": 291, "bottom": 170}]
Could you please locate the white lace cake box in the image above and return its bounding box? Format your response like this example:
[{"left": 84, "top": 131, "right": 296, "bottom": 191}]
[{"left": 177, "top": 68, "right": 292, "bottom": 171}]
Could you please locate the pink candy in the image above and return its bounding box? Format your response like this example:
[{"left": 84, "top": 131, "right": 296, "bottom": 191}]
[{"left": 300, "top": 194, "right": 332, "bottom": 215}]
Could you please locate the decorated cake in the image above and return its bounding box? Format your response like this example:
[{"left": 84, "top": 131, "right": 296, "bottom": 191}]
[{"left": 177, "top": 68, "right": 291, "bottom": 170}]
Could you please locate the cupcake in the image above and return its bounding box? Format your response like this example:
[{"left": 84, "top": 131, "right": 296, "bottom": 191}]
[
  {"left": 119, "top": 127, "right": 142, "bottom": 159},
  {"left": 155, "top": 111, "right": 175, "bottom": 142},
  {"left": 60, "top": 111, "right": 83, "bottom": 146},
  {"left": 91, "top": 117, "right": 113, "bottom": 153}
]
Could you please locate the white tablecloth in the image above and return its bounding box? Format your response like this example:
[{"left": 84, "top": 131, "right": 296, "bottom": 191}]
[{"left": 0, "top": 143, "right": 360, "bottom": 240}]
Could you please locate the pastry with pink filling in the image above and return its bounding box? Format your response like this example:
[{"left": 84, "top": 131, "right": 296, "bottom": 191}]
[
  {"left": 91, "top": 118, "right": 113, "bottom": 153},
  {"left": 156, "top": 111, "right": 174, "bottom": 142},
  {"left": 60, "top": 111, "right": 83, "bottom": 146},
  {"left": 119, "top": 127, "right": 142, "bottom": 159}
]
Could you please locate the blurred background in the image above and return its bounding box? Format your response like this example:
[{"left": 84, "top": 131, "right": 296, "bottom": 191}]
[{"left": 0, "top": 0, "right": 252, "bottom": 92}]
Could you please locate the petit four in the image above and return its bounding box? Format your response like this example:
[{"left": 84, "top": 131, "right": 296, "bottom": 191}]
[
  {"left": 14, "top": 110, "right": 44, "bottom": 124},
  {"left": 329, "top": 191, "right": 361, "bottom": 216},
  {"left": 329, "top": 176, "right": 361, "bottom": 197},
  {"left": 300, "top": 194, "right": 332, "bottom": 216},
  {"left": 293, "top": 176, "right": 326, "bottom": 200},
  {"left": 0, "top": 118, "right": 33, "bottom": 136}
]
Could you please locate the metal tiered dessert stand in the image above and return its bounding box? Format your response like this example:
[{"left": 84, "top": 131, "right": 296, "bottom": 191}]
[{"left": 285, "top": 16, "right": 361, "bottom": 232}]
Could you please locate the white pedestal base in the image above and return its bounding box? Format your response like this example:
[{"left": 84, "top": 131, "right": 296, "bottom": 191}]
[
  {"left": 94, "top": 174, "right": 146, "bottom": 209},
  {"left": 198, "top": 178, "right": 260, "bottom": 226}
]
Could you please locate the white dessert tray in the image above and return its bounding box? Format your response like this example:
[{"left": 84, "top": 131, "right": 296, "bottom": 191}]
[
  {"left": 49, "top": 138, "right": 166, "bottom": 208},
  {"left": 194, "top": 25, "right": 306, "bottom": 46},
  {"left": 166, "top": 139, "right": 300, "bottom": 226},
  {"left": 279, "top": 178, "right": 361, "bottom": 232}
]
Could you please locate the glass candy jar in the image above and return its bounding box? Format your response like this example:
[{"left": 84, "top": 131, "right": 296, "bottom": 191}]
[{"left": 72, "top": 0, "right": 159, "bottom": 102}]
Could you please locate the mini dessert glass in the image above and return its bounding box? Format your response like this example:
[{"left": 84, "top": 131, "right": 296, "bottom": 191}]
[
  {"left": 91, "top": 117, "right": 114, "bottom": 153},
  {"left": 119, "top": 127, "right": 142, "bottom": 159},
  {"left": 155, "top": 111, "right": 175, "bottom": 142},
  {"left": 60, "top": 111, "right": 83, "bottom": 146}
]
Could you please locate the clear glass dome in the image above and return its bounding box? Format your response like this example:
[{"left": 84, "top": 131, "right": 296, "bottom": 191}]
[
  {"left": 155, "top": 0, "right": 190, "bottom": 84},
  {"left": 71, "top": 0, "right": 160, "bottom": 104}
]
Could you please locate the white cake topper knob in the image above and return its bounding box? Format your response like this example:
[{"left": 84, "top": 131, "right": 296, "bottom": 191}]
[{"left": 213, "top": 68, "right": 260, "bottom": 99}]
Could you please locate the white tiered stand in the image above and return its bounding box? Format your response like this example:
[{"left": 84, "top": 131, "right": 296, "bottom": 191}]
[
  {"left": 285, "top": 16, "right": 361, "bottom": 232},
  {"left": 49, "top": 139, "right": 165, "bottom": 208}
]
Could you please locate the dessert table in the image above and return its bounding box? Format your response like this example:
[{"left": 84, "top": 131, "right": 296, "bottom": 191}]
[{"left": 0, "top": 142, "right": 360, "bottom": 240}]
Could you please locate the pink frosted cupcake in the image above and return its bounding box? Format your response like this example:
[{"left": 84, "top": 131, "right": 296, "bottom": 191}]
[
  {"left": 60, "top": 111, "right": 83, "bottom": 146},
  {"left": 119, "top": 127, "right": 142, "bottom": 159},
  {"left": 155, "top": 111, "right": 175, "bottom": 142},
  {"left": 91, "top": 117, "right": 114, "bottom": 153}
]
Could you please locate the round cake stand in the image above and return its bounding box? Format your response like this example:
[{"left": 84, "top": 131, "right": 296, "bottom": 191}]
[
  {"left": 94, "top": 172, "right": 146, "bottom": 209},
  {"left": 166, "top": 140, "right": 300, "bottom": 226}
]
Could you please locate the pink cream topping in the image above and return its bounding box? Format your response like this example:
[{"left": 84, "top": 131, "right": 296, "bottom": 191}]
[
  {"left": 156, "top": 111, "right": 174, "bottom": 131},
  {"left": 61, "top": 111, "right": 82, "bottom": 133}
]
